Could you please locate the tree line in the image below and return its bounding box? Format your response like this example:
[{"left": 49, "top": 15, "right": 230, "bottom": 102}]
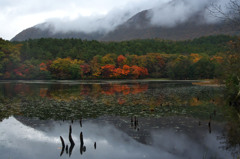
[
  {"left": 16, "top": 35, "right": 235, "bottom": 61},
  {"left": 1, "top": 36, "right": 228, "bottom": 80}
]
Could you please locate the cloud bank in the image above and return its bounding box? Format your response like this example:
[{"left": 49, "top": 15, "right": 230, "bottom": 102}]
[
  {"left": 38, "top": 0, "right": 165, "bottom": 34},
  {"left": 37, "top": 0, "right": 230, "bottom": 35}
]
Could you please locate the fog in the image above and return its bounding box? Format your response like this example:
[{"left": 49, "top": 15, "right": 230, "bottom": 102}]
[
  {"left": 149, "top": 0, "right": 217, "bottom": 27},
  {"left": 37, "top": 0, "right": 164, "bottom": 34},
  {"left": 37, "top": 0, "right": 230, "bottom": 34}
]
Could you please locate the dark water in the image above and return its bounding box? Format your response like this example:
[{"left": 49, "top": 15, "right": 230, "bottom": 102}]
[{"left": 0, "top": 80, "right": 237, "bottom": 159}]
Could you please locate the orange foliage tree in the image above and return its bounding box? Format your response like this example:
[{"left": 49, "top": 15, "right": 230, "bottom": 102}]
[
  {"left": 39, "top": 63, "right": 47, "bottom": 71},
  {"left": 122, "top": 65, "right": 130, "bottom": 76},
  {"left": 117, "top": 55, "right": 127, "bottom": 67},
  {"left": 114, "top": 68, "right": 123, "bottom": 78}
]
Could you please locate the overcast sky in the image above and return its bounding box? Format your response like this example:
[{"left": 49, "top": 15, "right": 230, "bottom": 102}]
[{"left": 0, "top": 0, "right": 229, "bottom": 40}]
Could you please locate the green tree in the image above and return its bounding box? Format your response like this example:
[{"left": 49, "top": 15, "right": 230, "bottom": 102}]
[
  {"left": 167, "top": 55, "right": 192, "bottom": 80},
  {"left": 0, "top": 38, "right": 21, "bottom": 79},
  {"left": 224, "top": 39, "right": 240, "bottom": 109},
  {"left": 192, "top": 57, "right": 215, "bottom": 79}
]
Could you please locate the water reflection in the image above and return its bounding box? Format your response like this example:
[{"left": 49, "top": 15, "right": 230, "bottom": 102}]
[
  {"left": 59, "top": 136, "right": 65, "bottom": 156},
  {"left": 0, "top": 81, "right": 148, "bottom": 98},
  {"left": 0, "top": 80, "right": 224, "bottom": 107},
  {"left": 0, "top": 116, "right": 232, "bottom": 159},
  {"left": 0, "top": 80, "right": 226, "bottom": 121},
  {"left": 0, "top": 80, "right": 238, "bottom": 158}
]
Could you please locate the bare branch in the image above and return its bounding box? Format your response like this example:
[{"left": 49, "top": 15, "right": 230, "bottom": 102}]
[{"left": 209, "top": 0, "right": 240, "bottom": 26}]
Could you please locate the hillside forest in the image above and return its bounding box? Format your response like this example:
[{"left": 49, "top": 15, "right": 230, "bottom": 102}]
[{"left": 0, "top": 35, "right": 237, "bottom": 80}]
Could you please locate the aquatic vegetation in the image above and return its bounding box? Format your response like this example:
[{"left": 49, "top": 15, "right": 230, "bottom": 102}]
[{"left": 0, "top": 81, "right": 226, "bottom": 121}]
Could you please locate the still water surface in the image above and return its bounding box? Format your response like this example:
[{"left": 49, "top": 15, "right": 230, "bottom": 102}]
[{"left": 0, "top": 80, "right": 234, "bottom": 159}]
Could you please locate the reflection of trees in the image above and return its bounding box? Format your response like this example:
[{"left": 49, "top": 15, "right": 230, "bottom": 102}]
[
  {"left": 1, "top": 83, "right": 149, "bottom": 100},
  {"left": 101, "top": 84, "right": 148, "bottom": 95},
  {"left": 0, "top": 82, "right": 225, "bottom": 108},
  {"left": 220, "top": 107, "right": 240, "bottom": 156},
  {"left": 59, "top": 125, "right": 88, "bottom": 157},
  {"left": 0, "top": 82, "right": 227, "bottom": 121}
]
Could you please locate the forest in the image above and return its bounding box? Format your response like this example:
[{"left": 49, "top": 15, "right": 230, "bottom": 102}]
[{"left": 0, "top": 35, "right": 237, "bottom": 80}]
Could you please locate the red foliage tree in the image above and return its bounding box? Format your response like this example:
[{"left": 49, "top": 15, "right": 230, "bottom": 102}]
[
  {"left": 101, "top": 64, "right": 115, "bottom": 78},
  {"left": 130, "top": 65, "right": 149, "bottom": 79},
  {"left": 80, "top": 64, "right": 91, "bottom": 76}
]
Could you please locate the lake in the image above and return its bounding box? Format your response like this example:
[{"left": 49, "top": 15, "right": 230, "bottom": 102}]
[{"left": 0, "top": 80, "right": 238, "bottom": 159}]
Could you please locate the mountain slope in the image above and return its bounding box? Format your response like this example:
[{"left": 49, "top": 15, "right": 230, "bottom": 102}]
[
  {"left": 12, "top": 23, "right": 103, "bottom": 41},
  {"left": 11, "top": 9, "right": 239, "bottom": 41}
]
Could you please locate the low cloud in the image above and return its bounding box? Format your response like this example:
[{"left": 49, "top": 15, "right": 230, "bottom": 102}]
[
  {"left": 36, "top": 0, "right": 230, "bottom": 35},
  {"left": 149, "top": 0, "right": 230, "bottom": 27},
  {"left": 38, "top": 0, "right": 164, "bottom": 34},
  {"left": 149, "top": 0, "right": 212, "bottom": 27},
  {"left": 39, "top": 9, "right": 138, "bottom": 34}
]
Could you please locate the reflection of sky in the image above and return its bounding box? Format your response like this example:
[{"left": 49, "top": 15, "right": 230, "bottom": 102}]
[{"left": 0, "top": 117, "right": 232, "bottom": 159}]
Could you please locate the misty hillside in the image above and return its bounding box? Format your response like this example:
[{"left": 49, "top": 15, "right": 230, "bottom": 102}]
[
  {"left": 102, "top": 10, "right": 238, "bottom": 41},
  {"left": 11, "top": 9, "right": 239, "bottom": 41},
  {"left": 11, "top": 23, "right": 103, "bottom": 41}
]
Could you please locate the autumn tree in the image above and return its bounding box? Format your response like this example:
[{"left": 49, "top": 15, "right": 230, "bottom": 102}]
[
  {"left": 122, "top": 65, "right": 130, "bottom": 76},
  {"left": 190, "top": 53, "right": 202, "bottom": 63},
  {"left": 80, "top": 64, "right": 91, "bottom": 77},
  {"left": 114, "top": 68, "right": 124, "bottom": 78},
  {"left": 137, "top": 55, "right": 148, "bottom": 68},
  {"left": 101, "top": 64, "right": 115, "bottom": 78},
  {"left": 90, "top": 55, "right": 102, "bottom": 78},
  {"left": 38, "top": 62, "right": 52, "bottom": 79},
  {"left": 117, "top": 55, "right": 127, "bottom": 67},
  {"left": 144, "top": 53, "right": 166, "bottom": 78},
  {"left": 50, "top": 57, "right": 84, "bottom": 79},
  {"left": 130, "top": 65, "right": 148, "bottom": 79},
  {"left": 101, "top": 54, "right": 117, "bottom": 66}
]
